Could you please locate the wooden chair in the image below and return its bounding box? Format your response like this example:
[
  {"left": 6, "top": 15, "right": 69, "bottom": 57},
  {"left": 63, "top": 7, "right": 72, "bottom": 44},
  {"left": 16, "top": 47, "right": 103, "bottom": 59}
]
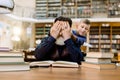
[{"left": 23, "top": 50, "right": 37, "bottom": 62}]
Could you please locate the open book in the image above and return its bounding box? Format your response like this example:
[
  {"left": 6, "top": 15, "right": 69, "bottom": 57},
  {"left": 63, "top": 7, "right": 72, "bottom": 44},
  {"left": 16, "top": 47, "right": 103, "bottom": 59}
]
[{"left": 29, "top": 60, "right": 79, "bottom": 68}]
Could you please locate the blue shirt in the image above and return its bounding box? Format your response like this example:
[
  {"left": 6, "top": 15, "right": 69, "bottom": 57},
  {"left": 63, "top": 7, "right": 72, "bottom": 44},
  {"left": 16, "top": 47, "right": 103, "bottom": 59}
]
[
  {"left": 72, "top": 30, "right": 86, "bottom": 47},
  {"left": 35, "top": 36, "right": 84, "bottom": 64}
]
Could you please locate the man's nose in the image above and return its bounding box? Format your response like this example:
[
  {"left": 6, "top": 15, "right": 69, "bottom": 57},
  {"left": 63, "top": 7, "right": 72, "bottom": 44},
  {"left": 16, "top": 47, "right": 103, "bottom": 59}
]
[{"left": 59, "top": 31, "right": 62, "bottom": 35}]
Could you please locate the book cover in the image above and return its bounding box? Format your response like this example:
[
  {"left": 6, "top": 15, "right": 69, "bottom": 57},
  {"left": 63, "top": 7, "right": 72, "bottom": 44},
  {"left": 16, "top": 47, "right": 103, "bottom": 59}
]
[
  {"left": 81, "top": 62, "right": 116, "bottom": 70},
  {"left": 29, "top": 60, "right": 79, "bottom": 68},
  {"left": 84, "top": 57, "right": 112, "bottom": 64},
  {"left": 0, "top": 62, "right": 30, "bottom": 71},
  {"left": 86, "top": 52, "right": 114, "bottom": 58},
  {"left": 0, "top": 51, "right": 24, "bottom": 63},
  {"left": 0, "top": 51, "right": 23, "bottom": 57},
  {"left": 0, "top": 56, "right": 24, "bottom": 63}
]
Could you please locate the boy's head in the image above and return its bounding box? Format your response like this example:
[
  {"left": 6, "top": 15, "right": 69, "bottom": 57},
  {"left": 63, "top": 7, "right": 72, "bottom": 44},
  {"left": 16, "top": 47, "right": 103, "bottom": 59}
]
[{"left": 76, "top": 19, "right": 90, "bottom": 36}]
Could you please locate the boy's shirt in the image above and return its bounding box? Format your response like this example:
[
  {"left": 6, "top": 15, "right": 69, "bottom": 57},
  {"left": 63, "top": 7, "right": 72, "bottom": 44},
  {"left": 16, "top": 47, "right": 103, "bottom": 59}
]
[{"left": 72, "top": 30, "right": 86, "bottom": 47}]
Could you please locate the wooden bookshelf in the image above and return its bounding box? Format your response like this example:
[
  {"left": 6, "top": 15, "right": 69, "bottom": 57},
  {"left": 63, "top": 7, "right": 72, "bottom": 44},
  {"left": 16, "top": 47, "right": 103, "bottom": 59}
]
[
  {"left": 35, "top": 23, "right": 52, "bottom": 46},
  {"left": 47, "top": 0, "right": 61, "bottom": 18},
  {"left": 89, "top": 22, "right": 120, "bottom": 52},
  {"left": 108, "top": 0, "right": 120, "bottom": 18},
  {"left": 77, "top": 0, "right": 92, "bottom": 18},
  {"left": 91, "top": 0, "right": 108, "bottom": 18},
  {"left": 35, "top": 0, "right": 120, "bottom": 19},
  {"left": 35, "top": 0, "right": 48, "bottom": 19}
]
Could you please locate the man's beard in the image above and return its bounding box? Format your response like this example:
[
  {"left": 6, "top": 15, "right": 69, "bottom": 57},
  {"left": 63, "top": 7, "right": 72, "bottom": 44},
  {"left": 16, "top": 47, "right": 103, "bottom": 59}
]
[{"left": 55, "top": 37, "right": 65, "bottom": 46}]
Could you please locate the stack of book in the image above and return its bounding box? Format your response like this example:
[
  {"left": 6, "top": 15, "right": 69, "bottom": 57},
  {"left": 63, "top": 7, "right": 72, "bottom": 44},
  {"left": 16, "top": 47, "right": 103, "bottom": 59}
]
[
  {"left": 0, "top": 47, "right": 11, "bottom": 52},
  {"left": 81, "top": 52, "right": 116, "bottom": 69},
  {"left": 0, "top": 51, "right": 30, "bottom": 71}
]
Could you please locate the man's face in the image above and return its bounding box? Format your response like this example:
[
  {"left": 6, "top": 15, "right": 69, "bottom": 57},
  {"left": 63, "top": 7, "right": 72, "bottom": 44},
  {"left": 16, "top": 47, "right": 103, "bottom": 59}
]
[
  {"left": 55, "top": 21, "right": 70, "bottom": 45},
  {"left": 77, "top": 22, "right": 90, "bottom": 36}
]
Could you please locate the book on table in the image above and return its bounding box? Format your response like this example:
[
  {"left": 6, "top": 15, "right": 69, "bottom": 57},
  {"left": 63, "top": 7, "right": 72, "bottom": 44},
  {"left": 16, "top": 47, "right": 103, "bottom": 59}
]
[
  {"left": 0, "top": 51, "right": 23, "bottom": 56},
  {"left": 0, "top": 47, "right": 11, "bottom": 52},
  {"left": 0, "top": 51, "right": 24, "bottom": 63},
  {"left": 29, "top": 60, "right": 79, "bottom": 68},
  {"left": 81, "top": 62, "right": 116, "bottom": 70},
  {"left": 0, "top": 62, "right": 30, "bottom": 71},
  {"left": 0, "top": 51, "right": 30, "bottom": 71},
  {"left": 84, "top": 57, "right": 112, "bottom": 64},
  {"left": 86, "top": 52, "right": 114, "bottom": 58}
]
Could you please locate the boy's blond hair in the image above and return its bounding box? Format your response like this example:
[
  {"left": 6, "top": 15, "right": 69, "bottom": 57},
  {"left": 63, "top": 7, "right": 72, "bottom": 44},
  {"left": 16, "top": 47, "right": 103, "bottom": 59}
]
[{"left": 80, "top": 19, "right": 90, "bottom": 25}]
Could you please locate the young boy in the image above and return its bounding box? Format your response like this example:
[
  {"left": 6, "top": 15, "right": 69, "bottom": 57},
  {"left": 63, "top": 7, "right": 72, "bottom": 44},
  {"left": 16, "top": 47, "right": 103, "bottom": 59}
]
[{"left": 72, "top": 19, "right": 91, "bottom": 47}]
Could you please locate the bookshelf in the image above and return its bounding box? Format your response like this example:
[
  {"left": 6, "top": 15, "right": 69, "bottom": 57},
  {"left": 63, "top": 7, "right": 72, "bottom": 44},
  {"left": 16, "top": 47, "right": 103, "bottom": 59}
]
[
  {"left": 61, "top": 0, "right": 76, "bottom": 18},
  {"left": 77, "top": 0, "right": 92, "bottom": 18},
  {"left": 89, "top": 22, "right": 120, "bottom": 52},
  {"left": 35, "top": 0, "right": 120, "bottom": 19},
  {"left": 35, "top": 0, "right": 48, "bottom": 19},
  {"left": 112, "top": 26, "right": 120, "bottom": 51},
  {"left": 89, "top": 25, "right": 100, "bottom": 52},
  {"left": 91, "top": 0, "right": 108, "bottom": 18},
  {"left": 47, "top": 0, "right": 61, "bottom": 18},
  {"left": 108, "top": 0, "right": 120, "bottom": 17},
  {"left": 35, "top": 23, "right": 52, "bottom": 45}
]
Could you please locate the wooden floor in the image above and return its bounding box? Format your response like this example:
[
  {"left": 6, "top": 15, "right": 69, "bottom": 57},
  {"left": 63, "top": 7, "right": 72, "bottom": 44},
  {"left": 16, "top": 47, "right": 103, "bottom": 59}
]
[{"left": 0, "top": 67, "right": 120, "bottom": 80}]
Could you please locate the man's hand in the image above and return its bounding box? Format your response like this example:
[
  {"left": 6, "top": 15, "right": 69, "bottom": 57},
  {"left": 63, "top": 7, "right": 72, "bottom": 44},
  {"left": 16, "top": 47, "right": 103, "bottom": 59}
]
[
  {"left": 62, "top": 22, "right": 71, "bottom": 41},
  {"left": 50, "top": 21, "right": 61, "bottom": 39}
]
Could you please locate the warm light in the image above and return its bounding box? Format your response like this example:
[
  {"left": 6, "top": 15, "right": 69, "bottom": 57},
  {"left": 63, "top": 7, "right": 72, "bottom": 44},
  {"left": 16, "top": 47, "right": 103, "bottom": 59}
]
[
  {"left": 11, "top": 36, "right": 20, "bottom": 41},
  {"left": 13, "top": 27, "right": 21, "bottom": 36}
]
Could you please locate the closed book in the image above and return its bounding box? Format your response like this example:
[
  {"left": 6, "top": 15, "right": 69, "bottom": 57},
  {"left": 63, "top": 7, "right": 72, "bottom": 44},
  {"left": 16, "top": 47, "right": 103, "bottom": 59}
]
[
  {"left": 81, "top": 62, "right": 116, "bottom": 70},
  {"left": 85, "top": 57, "right": 111, "bottom": 64},
  {"left": 0, "top": 51, "right": 24, "bottom": 63},
  {"left": 0, "top": 51, "right": 23, "bottom": 57},
  {"left": 0, "top": 62, "right": 30, "bottom": 71},
  {"left": 86, "top": 52, "right": 114, "bottom": 58},
  {"left": 0, "top": 47, "right": 10, "bottom": 52},
  {"left": 0, "top": 56, "right": 24, "bottom": 63},
  {"left": 30, "top": 60, "right": 79, "bottom": 68}
]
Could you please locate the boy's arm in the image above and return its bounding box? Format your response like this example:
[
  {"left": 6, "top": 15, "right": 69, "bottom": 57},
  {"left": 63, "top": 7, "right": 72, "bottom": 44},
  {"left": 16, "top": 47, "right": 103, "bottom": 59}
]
[{"left": 72, "top": 34, "right": 86, "bottom": 45}]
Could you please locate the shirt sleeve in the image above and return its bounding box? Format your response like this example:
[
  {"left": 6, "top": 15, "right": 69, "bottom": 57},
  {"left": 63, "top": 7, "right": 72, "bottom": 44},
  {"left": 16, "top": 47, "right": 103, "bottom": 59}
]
[
  {"left": 64, "top": 38, "right": 84, "bottom": 64},
  {"left": 35, "top": 36, "right": 56, "bottom": 60}
]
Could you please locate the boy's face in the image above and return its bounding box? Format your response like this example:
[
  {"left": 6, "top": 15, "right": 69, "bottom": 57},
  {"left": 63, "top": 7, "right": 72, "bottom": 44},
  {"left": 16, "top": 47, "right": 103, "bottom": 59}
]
[{"left": 77, "top": 22, "right": 90, "bottom": 36}]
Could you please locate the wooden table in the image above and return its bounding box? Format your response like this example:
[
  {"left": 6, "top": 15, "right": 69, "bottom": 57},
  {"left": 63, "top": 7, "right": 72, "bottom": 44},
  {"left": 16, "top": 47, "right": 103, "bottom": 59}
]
[{"left": 0, "top": 67, "right": 120, "bottom": 80}]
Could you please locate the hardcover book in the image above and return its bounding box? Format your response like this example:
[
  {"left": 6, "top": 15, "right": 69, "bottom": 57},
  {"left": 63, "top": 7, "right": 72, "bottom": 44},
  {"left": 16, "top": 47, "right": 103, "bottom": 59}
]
[
  {"left": 0, "top": 62, "right": 30, "bottom": 71},
  {"left": 81, "top": 62, "right": 116, "bottom": 70},
  {"left": 86, "top": 52, "right": 114, "bottom": 58},
  {"left": 84, "top": 57, "right": 112, "bottom": 64}
]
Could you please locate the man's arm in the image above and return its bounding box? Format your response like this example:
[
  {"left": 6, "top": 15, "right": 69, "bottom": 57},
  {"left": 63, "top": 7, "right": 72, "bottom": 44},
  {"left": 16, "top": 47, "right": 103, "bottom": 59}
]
[
  {"left": 62, "top": 22, "right": 83, "bottom": 64},
  {"left": 35, "top": 36, "right": 56, "bottom": 60},
  {"left": 64, "top": 39, "right": 84, "bottom": 64},
  {"left": 35, "top": 21, "right": 61, "bottom": 60}
]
